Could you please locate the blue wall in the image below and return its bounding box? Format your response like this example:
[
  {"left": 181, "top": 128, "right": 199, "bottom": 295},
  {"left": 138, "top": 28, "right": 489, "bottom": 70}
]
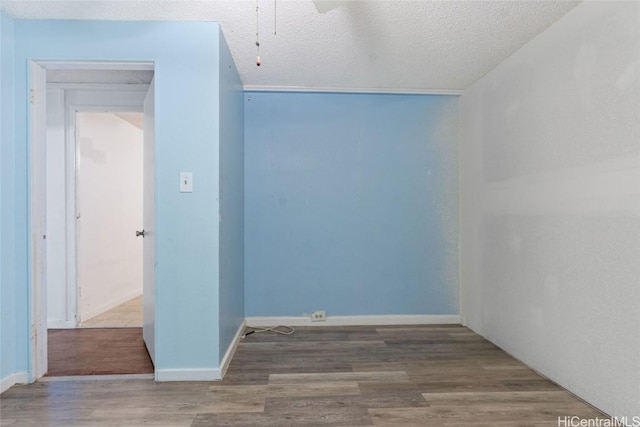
[
  {"left": 10, "top": 20, "right": 224, "bottom": 377},
  {"left": 1, "top": 12, "right": 17, "bottom": 380},
  {"left": 2, "top": 17, "right": 458, "bottom": 384},
  {"left": 244, "top": 92, "right": 459, "bottom": 317},
  {"left": 218, "top": 29, "right": 245, "bottom": 361}
]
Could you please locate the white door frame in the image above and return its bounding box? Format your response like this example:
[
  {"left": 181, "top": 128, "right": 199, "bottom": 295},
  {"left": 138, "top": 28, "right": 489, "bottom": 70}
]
[
  {"left": 29, "top": 60, "right": 154, "bottom": 381},
  {"left": 44, "top": 85, "right": 149, "bottom": 329},
  {"left": 29, "top": 62, "right": 48, "bottom": 381}
]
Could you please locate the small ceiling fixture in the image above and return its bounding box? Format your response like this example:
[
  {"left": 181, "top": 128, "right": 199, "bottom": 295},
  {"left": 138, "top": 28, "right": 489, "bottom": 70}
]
[
  {"left": 255, "top": 0, "right": 261, "bottom": 66},
  {"left": 255, "top": 0, "right": 277, "bottom": 67}
]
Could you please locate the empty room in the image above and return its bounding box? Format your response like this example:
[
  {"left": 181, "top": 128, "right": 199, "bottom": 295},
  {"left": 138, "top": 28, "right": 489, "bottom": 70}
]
[{"left": 1, "top": 1, "right": 638, "bottom": 426}]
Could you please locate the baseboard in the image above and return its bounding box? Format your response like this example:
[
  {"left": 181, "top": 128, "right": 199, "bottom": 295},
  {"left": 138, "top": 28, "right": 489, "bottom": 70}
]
[
  {"left": 1, "top": 372, "right": 28, "bottom": 394},
  {"left": 82, "top": 290, "right": 142, "bottom": 323},
  {"left": 219, "top": 320, "right": 246, "bottom": 379},
  {"left": 47, "top": 320, "right": 77, "bottom": 329},
  {"left": 155, "top": 368, "right": 221, "bottom": 382},
  {"left": 245, "top": 314, "right": 461, "bottom": 327},
  {"left": 155, "top": 320, "right": 246, "bottom": 382}
]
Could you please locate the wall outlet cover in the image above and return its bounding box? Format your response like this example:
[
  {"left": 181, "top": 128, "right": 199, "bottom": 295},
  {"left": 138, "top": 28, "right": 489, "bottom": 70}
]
[{"left": 311, "top": 310, "right": 326, "bottom": 322}]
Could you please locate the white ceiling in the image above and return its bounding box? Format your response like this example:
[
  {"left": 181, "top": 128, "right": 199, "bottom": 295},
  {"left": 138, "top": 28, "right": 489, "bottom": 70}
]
[{"left": 2, "top": 0, "right": 581, "bottom": 92}]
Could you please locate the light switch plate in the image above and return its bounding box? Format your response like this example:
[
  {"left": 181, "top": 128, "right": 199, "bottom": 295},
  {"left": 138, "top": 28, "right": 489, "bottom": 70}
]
[{"left": 180, "top": 172, "right": 193, "bottom": 193}]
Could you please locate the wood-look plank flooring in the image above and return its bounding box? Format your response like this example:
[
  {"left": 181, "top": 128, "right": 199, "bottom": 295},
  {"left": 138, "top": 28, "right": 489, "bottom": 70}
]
[
  {"left": 81, "top": 295, "right": 143, "bottom": 328},
  {"left": 47, "top": 327, "right": 154, "bottom": 376},
  {"left": 2, "top": 325, "right": 605, "bottom": 426}
]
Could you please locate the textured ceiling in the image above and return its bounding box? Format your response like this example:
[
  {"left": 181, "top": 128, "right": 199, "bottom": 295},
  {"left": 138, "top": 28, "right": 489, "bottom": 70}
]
[{"left": 2, "top": 0, "right": 581, "bottom": 91}]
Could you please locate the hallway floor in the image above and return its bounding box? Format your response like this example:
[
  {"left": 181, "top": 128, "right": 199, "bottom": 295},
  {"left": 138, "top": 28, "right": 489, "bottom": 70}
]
[
  {"left": 80, "top": 295, "right": 143, "bottom": 328},
  {"left": 46, "top": 327, "right": 153, "bottom": 377}
]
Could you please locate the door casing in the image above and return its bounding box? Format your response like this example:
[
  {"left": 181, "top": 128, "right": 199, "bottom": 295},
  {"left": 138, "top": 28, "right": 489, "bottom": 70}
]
[{"left": 29, "top": 60, "right": 155, "bottom": 381}]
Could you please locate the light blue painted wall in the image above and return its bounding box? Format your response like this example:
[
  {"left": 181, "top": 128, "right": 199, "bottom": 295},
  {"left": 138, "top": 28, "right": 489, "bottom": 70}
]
[
  {"left": 244, "top": 92, "right": 459, "bottom": 317},
  {"left": 0, "top": 12, "right": 17, "bottom": 379},
  {"left": 218, "top": 29, "right": 245, "bottom": 361},
  {"left": 12, "top": 20, "right": 223, "bottom": 374}
]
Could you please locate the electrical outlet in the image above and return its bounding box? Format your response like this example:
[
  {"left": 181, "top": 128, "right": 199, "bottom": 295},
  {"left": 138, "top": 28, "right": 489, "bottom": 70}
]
[{"left": 311, "top": 310, "right": 326, "bottom": 322}]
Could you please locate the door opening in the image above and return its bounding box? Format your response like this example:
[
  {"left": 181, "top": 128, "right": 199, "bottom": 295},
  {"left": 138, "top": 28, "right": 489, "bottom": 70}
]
[
  {"left": 75, "top": 111, "right": 144, "bottom": 328},
  {"left": 29, "top": 61, "right": 156, "bottom": 380}
]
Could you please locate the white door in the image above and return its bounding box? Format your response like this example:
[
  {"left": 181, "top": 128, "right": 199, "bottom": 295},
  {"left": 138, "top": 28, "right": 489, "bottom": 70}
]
[{"left": 142, "top": 78, "right": 156, "bottom": 364}]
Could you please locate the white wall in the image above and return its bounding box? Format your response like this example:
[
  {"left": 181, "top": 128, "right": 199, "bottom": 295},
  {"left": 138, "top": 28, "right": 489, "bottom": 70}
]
[
  {"left": 460, "top": 1, "right": 639, "bottom": 419},
  {"left": 76, "top": 112, "right": 143, "bottom": 321}
]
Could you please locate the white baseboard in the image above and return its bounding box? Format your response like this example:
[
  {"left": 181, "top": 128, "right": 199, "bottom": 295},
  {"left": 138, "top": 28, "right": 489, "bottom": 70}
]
[
  {"left": 81, "top": 290, "right": 142, "bottom": 323},
  {"left": 219, "top": 320, "right": 246, "bottom": 379},
  {"left": 245, "top": 314, "right": 461, "bottom": 327},
  {"left": 1, "top": 372, "right": 28, "bottom": 394},
  {"left": 47, "top": 320, "right": 77, "bottom": 329},
  {"left": 155, "top": 320, "right": 246, "bottom": 382},
  {"left": 155, "top": 368, "right": 221, "bottom": 382}
]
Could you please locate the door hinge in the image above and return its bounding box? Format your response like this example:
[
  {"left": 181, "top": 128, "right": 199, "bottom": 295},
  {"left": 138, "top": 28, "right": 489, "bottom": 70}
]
[{"left": 30, "top": 89, "right": 35, "bottom": 105}]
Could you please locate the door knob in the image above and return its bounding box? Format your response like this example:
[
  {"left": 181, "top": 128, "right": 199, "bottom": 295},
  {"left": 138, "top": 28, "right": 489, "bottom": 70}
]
[{"left": 136, "top": 230, "right": 145, "bottom": 237}]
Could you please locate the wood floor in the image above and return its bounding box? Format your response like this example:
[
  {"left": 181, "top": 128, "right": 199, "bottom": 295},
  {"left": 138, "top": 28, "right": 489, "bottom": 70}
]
[
  {"left": 80, "top": 295, "right": 143, "bottom": 328},
  {"left": 47, "top": 327, "right": 154, "bottom": 376},
  {"left": 2, "top": 325, "right": 605, "bottom": 426}
]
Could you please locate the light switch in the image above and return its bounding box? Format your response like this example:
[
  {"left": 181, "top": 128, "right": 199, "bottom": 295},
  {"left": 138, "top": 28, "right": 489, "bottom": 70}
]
[{"left": 180, "top": 172, "right": 193, "bottom": 193}]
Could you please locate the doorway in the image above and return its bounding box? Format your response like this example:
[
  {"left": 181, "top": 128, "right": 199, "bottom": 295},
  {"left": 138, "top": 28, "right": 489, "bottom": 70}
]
[
  {"left": 75, "top": 111, "right": 144, "bottom": 328},
  {"left": 30, "top": 61, "right": 156, "bottom": 379}
]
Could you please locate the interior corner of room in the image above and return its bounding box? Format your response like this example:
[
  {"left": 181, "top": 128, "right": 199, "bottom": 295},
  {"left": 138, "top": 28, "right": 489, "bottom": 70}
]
[{"left": 0, "top": 0, "right": 638, "bottom": 422}]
